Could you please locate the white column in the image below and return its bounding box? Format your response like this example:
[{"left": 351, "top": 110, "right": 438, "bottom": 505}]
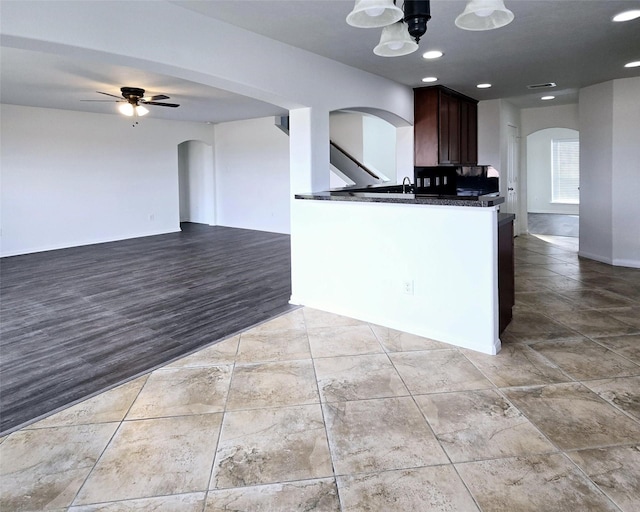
[
  {"left": 289, "top": 107, "right": 330, "bottom": 194},
  {"left": 289, "top": 106, "right": 330, "bottom": 306}
]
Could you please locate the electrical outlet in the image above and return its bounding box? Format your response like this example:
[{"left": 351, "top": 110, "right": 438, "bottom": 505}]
[{"left": 402, "top": 280, "right": 414, "bottom": 295}]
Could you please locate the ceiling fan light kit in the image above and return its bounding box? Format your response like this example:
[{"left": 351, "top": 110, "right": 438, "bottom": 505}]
[
  {"left": 82, "top": 86, "right": 179, "bottom": 125},
  {"left": 347, "top": 0, "right": 513, "bottom": 57},
  {"left": 118, "top": 103, "right": 149, "bottom": 117},
  {"left": 455, "top": 0, "right": 514, "bottom": 31}
]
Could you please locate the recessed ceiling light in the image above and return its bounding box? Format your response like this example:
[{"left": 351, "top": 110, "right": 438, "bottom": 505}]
[
  {"left": 541, "top": 96, "right": 555, "bottom": 101},
  {"left": 422, "top": 50, "right": 443, "bottom": 59},
  {"left": 612, "top": 10, "right": 640, "bottom": 22},
  {"left": 625, "top": 61, "right": 640, "bottom": 68},
  {"left": 422, "top": 76, "right": 438, "bottom": 83},
  {"left": 476, "top": 83, "right": 492, "bottom": 89}
]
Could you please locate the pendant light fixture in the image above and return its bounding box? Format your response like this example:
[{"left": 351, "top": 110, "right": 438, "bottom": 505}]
[
  {"left": 346, "top": 0, "right": 404, "bottom": 28},
  {"left": 346, "top": 0, "right": 431, "bottom": 57},
  {"left": 374, "top": 21, "right": 419, "bottom": 56},
  {"left": 455, "top": 0, "right": 514, "bottom": 31}
]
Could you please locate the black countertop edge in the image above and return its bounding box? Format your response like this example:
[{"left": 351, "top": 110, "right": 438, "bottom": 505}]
[
  {"left": 295, "top": 192, "right": 505, "bottom": 208},
  {"left": 498, "top": 213, "right": 516, "bottom": 226}
]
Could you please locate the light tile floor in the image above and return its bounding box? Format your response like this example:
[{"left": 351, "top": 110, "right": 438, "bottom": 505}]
[{"left": 2, "top": 235, "right": 640, "bottom": 511}]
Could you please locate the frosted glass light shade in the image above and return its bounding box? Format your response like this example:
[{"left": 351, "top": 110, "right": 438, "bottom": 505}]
[
  {"left": 346, "top": 0, "right": 403, "bottom": 28},
  {"left": 374, "top": 22, "right": 419, "bottom": 57},
  {"left": 455, "top": 0, "right": 514, "bottom": 31},
  {"left": 118, "top": 103, "right": 134, "bottom": 116},
  {"left": 135, "top": 105, "right": 149, "bottom": 116}
]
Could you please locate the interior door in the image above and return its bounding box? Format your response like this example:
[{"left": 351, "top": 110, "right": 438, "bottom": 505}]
[{"left": 506, "top": 124, "right": 519, "bottom": 232}]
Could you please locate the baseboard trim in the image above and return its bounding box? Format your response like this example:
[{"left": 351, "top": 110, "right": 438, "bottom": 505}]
[
  {"left": 612, "top": 258, "right": 640, "bottom": 269},
  {"left": 578, "top": 251, "right": 640, "bottom": 268},
  {"left": 1, "top": 228, "right": 182, "bottom": 258},
  {"left": 578, "top": 250, "right": 613, "bottom": 265}
]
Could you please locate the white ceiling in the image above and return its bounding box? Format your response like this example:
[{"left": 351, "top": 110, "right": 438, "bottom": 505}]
[
  {"left": 2, "top": 0, "right": 639, "bottom": 123},
  {"left": 0, "top": 47, "right": 290, "bottom": 124}
]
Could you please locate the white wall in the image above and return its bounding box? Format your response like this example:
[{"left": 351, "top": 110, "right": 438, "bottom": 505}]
[
  {"left": 329, "top": 111, "right": 398, "bottom": 183},
  {"left": 478, "top": 100, "right": 501, "bottom": 169},
  {"left": 527, "top": 128, "right": 579, "bottom": 215},
  {"left": 579, "top": 81, "right": 615, "bottom": 264},
  {"left": 363, "top": 115, "right": 396, "bottom": 182},
  {"left": 291, "top": 199, "right": 501, "bottom": 355},
  {"left": 214, "top": 117, "right": 291, "bottom": 234},
  {"left": 0, "top": 104, "right": 215, "bottom": 257},
  {"left": 521, "top": 104, "right": 580, "bottom": 135},
  {"left": 396, "top": 125, "right": 414, "bottom": 182},
  {"left": 477, "top": 99, "right": 522, "bottom": 232},
  {"left": 330, "top": 113, "right": 363, "bottom": 161}
]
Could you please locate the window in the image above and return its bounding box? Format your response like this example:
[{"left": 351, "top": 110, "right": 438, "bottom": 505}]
[{"left": 551, "top": 138, "right": 579, "bottom": 204}]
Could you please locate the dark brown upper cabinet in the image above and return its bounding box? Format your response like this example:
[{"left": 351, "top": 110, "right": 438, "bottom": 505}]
[{"left": 414, "top": 85, "right": 478, "bottom": 166}]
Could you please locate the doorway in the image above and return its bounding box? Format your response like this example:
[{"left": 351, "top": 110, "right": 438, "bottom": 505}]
[
  {"left": 177, "top": 140, "right": 215, "bottom": 225},
  {"left": 526, "top": 128, "right": 579, "bottom": 238}
]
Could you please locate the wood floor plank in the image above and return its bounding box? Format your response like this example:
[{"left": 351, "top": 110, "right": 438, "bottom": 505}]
[{"left": 0, "top": 224, "right": 295, "bottom": 434}]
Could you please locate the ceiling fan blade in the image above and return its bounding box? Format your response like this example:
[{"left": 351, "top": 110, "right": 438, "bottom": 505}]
[
  {"left": 80, "top": 99, "right": 124, "bottom": 102},
  {"left": 146, "top": 94, "right": 170, "bottom": 101},
  {"left": 144, "top": 101, "right": 180, "bottom": 108},
  {"left": 96, "top": 91, "right": 124, "bottom": 99}
]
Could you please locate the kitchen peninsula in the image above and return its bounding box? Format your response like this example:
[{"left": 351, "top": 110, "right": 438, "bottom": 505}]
[{"left": 291, "top": 186, "right": 514, "bottom": 355}]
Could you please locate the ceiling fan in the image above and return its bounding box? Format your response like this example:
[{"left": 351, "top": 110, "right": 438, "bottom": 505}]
[{"left": 82, "top": 86, "right": 179, "bottom": 117}]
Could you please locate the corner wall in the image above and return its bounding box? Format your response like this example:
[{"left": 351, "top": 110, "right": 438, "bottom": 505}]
[
  {"left": 611, "top": 77, "right": 640, "bottom": 267},
  {"left": 579, "top": 78, "right": 640, "bottom": 267},
  {"left": 214, "top": 117, "right": 291, "bottom": 234}
]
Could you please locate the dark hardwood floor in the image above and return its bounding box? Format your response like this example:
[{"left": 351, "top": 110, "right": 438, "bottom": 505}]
[{"left": 0, "top": 223, "right": 295, "bottom": 434}]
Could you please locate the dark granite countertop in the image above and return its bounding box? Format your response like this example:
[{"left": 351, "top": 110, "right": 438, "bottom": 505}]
[{"left": 295, "top": 185, "right": 505, "bottom": 208}]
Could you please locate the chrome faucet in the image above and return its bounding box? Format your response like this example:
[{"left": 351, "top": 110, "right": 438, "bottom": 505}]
[{"left": 402, "top": 176, "right": 412, "bottom": 194}]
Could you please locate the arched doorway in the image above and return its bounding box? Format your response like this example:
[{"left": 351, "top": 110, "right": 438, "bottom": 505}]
[
  {"left": 328, "top": 109, "right": 413, "bottom": 188},
  {"left": 526, "top": 128, "right": 579, "bottom": 238}
]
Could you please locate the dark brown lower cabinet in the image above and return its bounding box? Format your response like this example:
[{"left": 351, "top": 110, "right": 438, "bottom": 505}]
[{"left": 498, "top": 214, "right": 515, "bottom": 334}]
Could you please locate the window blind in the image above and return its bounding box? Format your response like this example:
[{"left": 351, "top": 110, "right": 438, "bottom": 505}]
[{"left": 551, "top": 138, "right": 580, "bottom": 204}]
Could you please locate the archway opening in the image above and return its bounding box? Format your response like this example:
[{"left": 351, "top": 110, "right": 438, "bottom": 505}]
[
  {"left": 328, "top": 109, "right": 413, "bottom": 188},
  {"left": 526, "top": 127, "right": 579, "bottom": 239}
]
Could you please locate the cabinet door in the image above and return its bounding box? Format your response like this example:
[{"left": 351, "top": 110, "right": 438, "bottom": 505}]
[
  {"left": 438, "top": 91, "right": 451, "bottom": 164},
  {"left": 438, "top": 91, "right": 461, "bottom": 164},
  {"left": 466, "top": 101, "right": 478, "bottom": 165},
  {"left": 498, "top": 219, "right": 515, "bottom": 333},
  {"left": 414, "top": 88, "right": 440, "bottom": 166},
  {"left": 460, "top": 101, "right": 470, "bottom": 164},
  {"left": 414, "top": 86, "right": 478, "bottom": 166},
  {"left": 447, "top": 95, "right": 461, "bottom": 164},
  {"left": 459, "top": 100, "right": 478, "bottom": 165}
]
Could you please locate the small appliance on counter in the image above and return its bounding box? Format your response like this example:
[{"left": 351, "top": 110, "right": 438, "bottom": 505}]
[{"left": 414, "top": 165, "right": 499, "bottom": 196}]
